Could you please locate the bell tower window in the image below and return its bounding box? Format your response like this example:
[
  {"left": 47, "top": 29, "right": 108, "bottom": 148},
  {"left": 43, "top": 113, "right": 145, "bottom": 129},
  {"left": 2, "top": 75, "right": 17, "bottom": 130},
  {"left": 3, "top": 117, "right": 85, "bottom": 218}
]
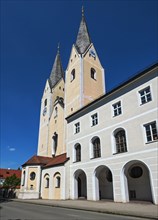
[
  {"left": 44, "top": 99, "right": 47, "bottom": 107},
  {"left": 71, "top": 69, "right": 75, "bottom": 82},
  {"left": 91, "top": 68, "right": 96, "bottom": 80}
]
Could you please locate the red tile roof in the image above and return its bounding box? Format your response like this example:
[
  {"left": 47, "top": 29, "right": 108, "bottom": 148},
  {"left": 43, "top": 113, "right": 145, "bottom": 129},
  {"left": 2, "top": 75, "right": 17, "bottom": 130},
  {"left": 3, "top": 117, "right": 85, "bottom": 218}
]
[
  {"left": 44, "top": 153, "right": 69, "bottom": 168},
  {"left": 22, "top": 153, "right": 69, "bottom": 168},
  {"left": 0, "top": 169, "right": 21, "bottom": 179}
]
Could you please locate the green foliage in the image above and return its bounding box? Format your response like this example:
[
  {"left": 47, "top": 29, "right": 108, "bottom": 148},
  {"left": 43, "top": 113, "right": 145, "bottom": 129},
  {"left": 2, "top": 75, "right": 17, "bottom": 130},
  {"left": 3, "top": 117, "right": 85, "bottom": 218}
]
[{"left": 3, "top": 174, "right": 21, "bottom": 189}]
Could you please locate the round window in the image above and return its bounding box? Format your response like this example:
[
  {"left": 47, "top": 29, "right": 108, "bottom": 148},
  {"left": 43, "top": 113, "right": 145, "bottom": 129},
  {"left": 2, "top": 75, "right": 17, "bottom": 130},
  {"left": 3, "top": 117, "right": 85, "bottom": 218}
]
[
  {"left": 30, "top": 172, "right": 36, "bottom": 180},
  {"left": 130, "top": 166, "right": 143, "bottom": 178},
  {"left": 106, "top": 170, "right": 113, "bottom": 182}
]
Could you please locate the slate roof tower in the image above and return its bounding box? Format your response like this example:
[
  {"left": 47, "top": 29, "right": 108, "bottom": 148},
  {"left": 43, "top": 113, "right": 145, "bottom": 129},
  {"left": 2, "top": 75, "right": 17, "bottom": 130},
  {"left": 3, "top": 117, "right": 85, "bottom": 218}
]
[
  {"left": 49, "top": 45, "right": 64, "bottom": 89},
  {"left": 37, "top": 46, "right": 65, "bottom": 157},
  {"left": 65, "top": 7, "right": 106, "bottom": 117}
]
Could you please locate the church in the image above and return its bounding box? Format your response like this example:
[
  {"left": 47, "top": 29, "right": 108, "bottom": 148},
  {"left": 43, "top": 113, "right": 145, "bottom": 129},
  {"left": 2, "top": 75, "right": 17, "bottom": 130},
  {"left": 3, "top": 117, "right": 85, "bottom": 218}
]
[{"left": 18, "top": 8, "right": 158, "bottom": 204}]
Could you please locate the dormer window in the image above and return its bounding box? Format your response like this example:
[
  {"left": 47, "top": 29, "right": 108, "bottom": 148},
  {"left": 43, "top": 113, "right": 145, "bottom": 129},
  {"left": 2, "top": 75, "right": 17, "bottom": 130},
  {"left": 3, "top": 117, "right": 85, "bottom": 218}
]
[
  {"left": 71, "top": 69, "right": 75, "bottom": 82},
  {"left": 91, "top": 68, "right": 96, "bottom": 80}
]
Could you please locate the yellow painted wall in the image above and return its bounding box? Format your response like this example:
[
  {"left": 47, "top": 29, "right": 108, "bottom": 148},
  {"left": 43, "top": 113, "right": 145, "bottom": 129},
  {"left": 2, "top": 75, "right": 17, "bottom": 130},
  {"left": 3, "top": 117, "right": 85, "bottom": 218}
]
[
  {"left": 65, "top": 45, "right": 105, "bottom": 117},
  {"left": 38, "top": 79, "right": 65, "bottom": 157},
  {"left": 47, "top": 103, "right": 65, "bottom": 157},
  {"left": 53, "top": 173, "right": 61, "bottom": 199},
  {"left": 27, "top": 167, "right": 38, "bottom": 191},
  {"left": 42, "top": 175, "right": 49, "bottom": 199},
  {"left": 65, "top": 47, "right": 81, "bottom": 116},
  {"left": 83, "top": 46, "right": 104, "bottom": 105}
]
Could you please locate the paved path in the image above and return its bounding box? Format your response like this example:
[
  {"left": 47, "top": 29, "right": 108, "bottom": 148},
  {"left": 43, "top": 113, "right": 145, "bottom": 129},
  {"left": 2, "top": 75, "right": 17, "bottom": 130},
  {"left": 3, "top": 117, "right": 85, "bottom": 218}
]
[
  {"left": 9, "top": 199, "right": 158, "bottom": 219},
  {"left": 0, "top": 201, "right": 147, "bottom": 220}
]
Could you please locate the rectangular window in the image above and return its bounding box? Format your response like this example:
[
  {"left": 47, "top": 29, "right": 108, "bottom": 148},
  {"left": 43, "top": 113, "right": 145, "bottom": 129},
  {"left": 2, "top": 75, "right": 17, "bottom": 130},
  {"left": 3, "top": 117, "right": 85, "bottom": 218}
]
[
  {"left": 74, "top": 122, "right": 80, "bottom": 134},
  {"left": 139, "top": 86, "right": 152, "bottom": 105},
  {"left": 91, "top": 113, "right": 98, "bottom": 126},
  {"left": 144, "top": 121, "right": 158, "bottom": 142},
  {"left": 113, "top": 101, "right": 122, "bottom": 116}
]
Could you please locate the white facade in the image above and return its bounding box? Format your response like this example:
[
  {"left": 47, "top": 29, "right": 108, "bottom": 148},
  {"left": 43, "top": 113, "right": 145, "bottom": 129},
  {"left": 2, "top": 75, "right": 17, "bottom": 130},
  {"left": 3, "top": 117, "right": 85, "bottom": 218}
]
[{"left": 66, "top": 66, "right": 158, "bottom": 204}]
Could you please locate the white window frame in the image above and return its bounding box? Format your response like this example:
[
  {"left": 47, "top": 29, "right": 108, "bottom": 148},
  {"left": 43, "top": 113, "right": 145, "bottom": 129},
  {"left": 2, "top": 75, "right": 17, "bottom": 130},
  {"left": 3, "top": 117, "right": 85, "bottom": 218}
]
[
  {"left": 91, "top": 113, "right": 98, "bottom": 126},
  {"left": 139, "top": 86, "right": 152, "bottom": 105},
  {"left": 143, "top": 121, "right": 158, "bottom": 143},
  {"left": 74, "top": 122, "right": 80, "bottom": 134},
  {"left": 112, "top": 101, "right": 122, "bottom": 117}
]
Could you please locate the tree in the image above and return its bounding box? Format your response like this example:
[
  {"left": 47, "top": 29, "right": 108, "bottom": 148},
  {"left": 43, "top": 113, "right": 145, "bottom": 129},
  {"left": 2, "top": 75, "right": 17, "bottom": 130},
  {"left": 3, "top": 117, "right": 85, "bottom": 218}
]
[{"left": 3, "top": 174, "right": 20, "bottom": 189}]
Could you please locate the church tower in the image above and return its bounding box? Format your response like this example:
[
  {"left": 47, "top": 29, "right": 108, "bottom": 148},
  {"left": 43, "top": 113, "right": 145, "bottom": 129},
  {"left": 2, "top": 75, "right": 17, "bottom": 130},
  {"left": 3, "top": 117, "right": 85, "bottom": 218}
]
[
  {"left": 37, "top": 46, "right": 65, "bottom": 157},
  {"left": 65, "top": 8, "right": 106, "bottom": 117}
]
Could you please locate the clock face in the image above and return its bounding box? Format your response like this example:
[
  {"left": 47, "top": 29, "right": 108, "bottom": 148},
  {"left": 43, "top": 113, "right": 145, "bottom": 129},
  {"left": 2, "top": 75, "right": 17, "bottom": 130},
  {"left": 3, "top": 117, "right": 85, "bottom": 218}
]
[
  {"left": 89, "top": 49, "right": 96, "bottom": 58},
  {"left": 43, "top": 107, "right": 47, "bottom": 116}
]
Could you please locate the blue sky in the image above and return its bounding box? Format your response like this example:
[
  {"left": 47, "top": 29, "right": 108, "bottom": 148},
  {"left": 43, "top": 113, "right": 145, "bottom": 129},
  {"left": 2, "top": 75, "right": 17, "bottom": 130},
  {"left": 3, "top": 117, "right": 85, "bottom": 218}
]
[{"left": 1, "top": 0, "right": 158, "bottom": 169}]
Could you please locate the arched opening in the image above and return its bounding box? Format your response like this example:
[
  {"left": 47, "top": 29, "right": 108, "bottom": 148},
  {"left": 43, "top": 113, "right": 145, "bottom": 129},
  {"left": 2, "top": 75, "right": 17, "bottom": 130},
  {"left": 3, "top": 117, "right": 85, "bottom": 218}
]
[
  {"left": 123, "top": 160, "right": 153, "bottom": 203},
  {"left": 94, "top": 165, "right": 113, "bottom": 200},
  {"left": 74, "top": 169, "right": 87, "bottom": 199}
]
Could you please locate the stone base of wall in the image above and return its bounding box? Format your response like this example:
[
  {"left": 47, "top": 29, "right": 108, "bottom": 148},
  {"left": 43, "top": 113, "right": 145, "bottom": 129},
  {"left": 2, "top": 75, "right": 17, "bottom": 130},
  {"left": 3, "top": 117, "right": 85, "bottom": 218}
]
[{"left": 18, "top": 191, "right": 40, "bottom": 199}]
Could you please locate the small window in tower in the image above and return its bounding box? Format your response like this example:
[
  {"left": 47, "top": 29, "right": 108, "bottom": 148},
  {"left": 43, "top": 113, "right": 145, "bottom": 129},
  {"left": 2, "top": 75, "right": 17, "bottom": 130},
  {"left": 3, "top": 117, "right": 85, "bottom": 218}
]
[
  {"left": 54, "top": 107, "right": 58, "bottom": 118},
  {"left": 59, "top": 86, "right": 61, "bottom": 90},
  {"left": 63, "top": 88, "right": 64, "bottom": 91},
  {"left": 91, "top": 68, "right": 96, "bottom": 80},
  {"left": 44, "top": 99, "right": 47, "bottom": 107},
  {"left": 71, "top": 108, "right": 73, "bottom": 112},
  {"left": 71, "top": 69, "right": 75, "bottom": 82}
]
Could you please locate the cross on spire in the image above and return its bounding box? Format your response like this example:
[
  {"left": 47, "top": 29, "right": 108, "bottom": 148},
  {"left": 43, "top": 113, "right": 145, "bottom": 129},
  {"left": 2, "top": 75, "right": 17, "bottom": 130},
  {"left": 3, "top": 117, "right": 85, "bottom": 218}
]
[{"left": 57, "top": 42, "right": 60, "bottom": 54}]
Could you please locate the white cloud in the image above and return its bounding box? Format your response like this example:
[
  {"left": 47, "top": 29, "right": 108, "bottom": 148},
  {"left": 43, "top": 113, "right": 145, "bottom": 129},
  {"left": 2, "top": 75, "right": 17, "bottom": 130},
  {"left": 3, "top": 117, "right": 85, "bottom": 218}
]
[{"left": 8, "top": 146, "right": 16, "bottom": 152}]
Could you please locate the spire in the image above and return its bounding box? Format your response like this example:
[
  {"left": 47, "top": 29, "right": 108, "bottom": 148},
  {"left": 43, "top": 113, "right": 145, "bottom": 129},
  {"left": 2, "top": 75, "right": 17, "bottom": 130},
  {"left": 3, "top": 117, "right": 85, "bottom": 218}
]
[
  {"left": 75, "top": 7, "right": 91, "bottom": 54},
  {"left": 49, "top": 45, "right": 64, "bottom": 88}
]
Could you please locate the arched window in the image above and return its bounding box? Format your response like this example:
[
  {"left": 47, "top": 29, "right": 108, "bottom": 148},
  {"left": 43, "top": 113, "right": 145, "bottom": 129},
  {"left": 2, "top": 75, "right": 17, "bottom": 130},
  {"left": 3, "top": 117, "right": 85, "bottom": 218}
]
[
  {"left": 22, "top": 171, "right": 25, "bottom": 186},
  {"left": 91, "top": 68, "right": 96, "bottom": 80},
  {"left": 46, "top": 177, "right": 49, "bottom": 188},
  {"left": 71, "top": 69, "right": 75, "bottom": 81},
  {"left": 92, "top": 137, "right": 101, "bottom": 158},
  {"left": 75, "top": 144, "right": 81, "bottom": 162},
  {"left": 56, "top": 176, "right": 61, "bottom": 188},
  {"left": 44, "top": 99, "right": 47, "bottom": 107},
  {"left": 115, "top": 129, "right": 127, "bottom": 153},
  {"left": 52, "top": 132, "right": 58, "bottom": 156}
]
